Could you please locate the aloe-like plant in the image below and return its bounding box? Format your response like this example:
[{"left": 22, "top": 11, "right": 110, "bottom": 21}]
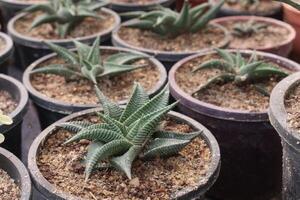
[
  {"left": 60, "top": 83, "right": 201, "bottom": 180},
  {"left": 192, "top": 49, "right": 289, "bottom": 95},
  {"left": 122, "top": 0, "right": 224, "bottom": 38},
  {"left": 0, "top": 111, "right": 13, "bottom": 144},
  {"left": 24, "top": 0, "right": 109, "bottom": 37},
  {"left": 232, "top": 19, "right": 267, "bottom": 37},
  {"left": 31, "top": 37, "right": 148, "bottom": 99}
]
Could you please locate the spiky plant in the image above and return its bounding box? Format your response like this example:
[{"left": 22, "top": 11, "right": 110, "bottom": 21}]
[
  {"left": 232, "top": 19, "right": 267, "bottom": 37},
  {"left": 31, "top": 37, "right": 148, "bottom": 99},
  {"left": 24, "top": 0, "right": 108, "bottom": 37},
  {"left": 122, "top": 0, "right": 224, "bottom": 38},
  {"left": 226, "top": 0, "right": 260, "bottom": 8},
  {"left": 60, "top": 84, "right": 201, "bottom": 180},
  {"left": 0, "top": 111, "right": 13, "bottom": 144},
  {"left": 192, "top": 49, "right": 289, "bottom": 95}
]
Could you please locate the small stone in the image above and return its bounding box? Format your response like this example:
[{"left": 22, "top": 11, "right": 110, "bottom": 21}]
[{"left": 129, "top": 177, "right": 140, "bottom": 187}]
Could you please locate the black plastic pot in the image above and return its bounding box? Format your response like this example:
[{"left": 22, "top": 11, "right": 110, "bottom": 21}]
[
  {"left": 0, "top": 74, "right": 28, "bottom": 158},
  {"left": 7, "top": 8, "right": 120, "bottom": 70},
  {"left": 0, "top": 147, "right": 32, "bottom": 199},
  {"left": 108, "top": 0, "right": 175, "bottom": 12},
  {"left": 23, "top": 46, "right": 168, "bottom": 129},
  {"left": 209, "top": 0, "right": 282, "bottom": 18},
  {"left": 0, "top": 32, "right": 13, "bottom": 74},
  {"left": 269, "top": 72, "right": 300, "bottom": 200},
  {"left": 28, "top": 108, "right": 220, "bottom": 200},
  {"left": 112, "top": 20, "right": 230, "bottom": 70},
  {"left": 169, "top": 50, "right": 300, "bottom": 200}
]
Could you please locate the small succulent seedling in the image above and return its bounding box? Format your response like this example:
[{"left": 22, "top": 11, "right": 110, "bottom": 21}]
[
  {"left": 0, "top": 111, "right": 13, "bottom": 144},
  {"left": 31, "top": 37, "right": 148, "bottom": 99},
  {"left": 232, "top": 19, "right": 267, "bottom": 37},
  {"left": 226, "top": 0, "right": 260, "bottom": 8},
  {"left": 60, "top": 83, "right": 201, "bottom": 180},
  {"left": 192, "top": 49, "right": 289, "bottom": 95},
  {"left": 24, "top": 0, "right": 108, "bottom": 37},
  {"left": 122, "top": 0, "right": 224, "bottom": 38}
]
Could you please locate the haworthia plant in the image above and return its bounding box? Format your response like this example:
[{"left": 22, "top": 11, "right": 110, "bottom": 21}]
[
  {"left": 192, "top": 49, "right": 289, "bottom": 96},
  {"left": 24, "top": 0, "right": 109, "bottom": 37},
  {"left": 121, "top": 0, "right": 224, "bottom": 38},
  {"left": 60, "top": 83, "right": 201, "bottom": 180},
  {"left": 31, "top": 37, "right": 148, "bottom": 101},
  {"left": 232, "top": 19, "right": 267, "bottom": 37},
  {"left": 0, "top": 111, "right": 13, "bottom": 144}
]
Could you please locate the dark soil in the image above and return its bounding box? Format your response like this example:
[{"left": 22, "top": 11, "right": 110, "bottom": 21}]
[
  {"left": 0, "top": 90, "right": 18, "bottom": 115},
  {"left": 285, "top": 83, "right": 300, "bottom": 133},
  {"left": 0, "top": 169, "right": 21, "bottom": 200},
  {"left": 37, "top": 115, "right": 211, "bottom": 200}
]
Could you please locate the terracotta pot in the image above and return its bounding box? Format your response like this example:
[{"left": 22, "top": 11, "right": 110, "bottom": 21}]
[
  {"left": 7, "top": 8, "right": 120, "bottom": 70},
  {"left": 23, "top": 46, "right": 167, "bottom": 129},
  {"left": 109, "top": 0, "right": 175, "bottom": 12},
  {"left": 0, "top": 147, "right": 32, "bottom": 200},
  {"left": 283, "top": 4, "right": 300, "bottom": 57},
  {"left": 269, "top": 72, "right": 300, "bottom": 200},
  {"left": 28, "top": 108, "right": 221, "bottom": 200},
  {"left": 169, "top": 50, "right": 300, "bottom": 200},
  {"left": 212, "top": 16, "right": 296, "bottom": 57}
]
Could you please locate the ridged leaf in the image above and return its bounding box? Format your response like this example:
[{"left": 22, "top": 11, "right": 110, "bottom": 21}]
[
  {"left": 58, "top": 121, "right": 93, "bottom": 133},
  {"left": 153, "top": 130, "right": 201, "bottom": 140},
  {"left": 44, "top": 41, "right": 78, "bottom": 65},
  {"left": 30, "top": 64, "right": 82, "bottom": 78}
]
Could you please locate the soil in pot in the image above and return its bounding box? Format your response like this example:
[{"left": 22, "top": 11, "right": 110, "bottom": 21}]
[
  {"left": 285, "top": 83, "right": 300, "bottom": 133},
  {"left": 117, "top": 24, "right": 226, "bottom": 53},
  {"left": 0, "top": 36, "right": 7, "bottom": 53},
  {"left": 217, "top": 19, "right": 291, "bottom": 51},
  {"left": 222, "top": 0, "right": 281, "bottom": 15},
  {"left": 13, "top": 11, "right": 116, "bottom": 40},
  {"left": 0, "top": 90, "right": 18, "bottom": 115},
  {"left": 0, "top": 168, "right": 21, "bottom": 199},
  {"left": 175, "top": 53, "right": 292, "bottom": 112},
  {"left": 37, "top": 115, "right": 211, "bottom": 199},
  {"left": 30, "top": 49, "right": 161, "bottom": 104}
]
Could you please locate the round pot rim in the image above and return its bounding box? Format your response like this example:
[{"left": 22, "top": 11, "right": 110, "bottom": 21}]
[
  {"left": 211, "top": 15, "right": 296, "bottom": 52},
  {"left": 109, "top": 0, "right": 175, "bottom": 8},
  {"left": 22, "top": 46, "right": 167, "bottom": 114},
  {"left": 269, "top": 72, "right": 300, "bottom": 151},
  {"left": 0, "top": 147, "right": 31, "bottom": 200},
  {"left": 112, "top": 20, "right": 230, "bottom": 61},
  {"left": 7, "top": 8, "right": 121, "bottom": 49},
  {"left": 0, "top": 32, "right": 14, "bottom": 65},
  {"left": 209, "top": 0, "right": 282, "bottom": 16},
  {"left": 0, "top": 74, "right": 29, "bottom": 132},
  {"left": 28, "top": 108, "right": 220, "bottom": 199},
  {"left": 168, "top": 49, "right": 300, "bottom": 122}
]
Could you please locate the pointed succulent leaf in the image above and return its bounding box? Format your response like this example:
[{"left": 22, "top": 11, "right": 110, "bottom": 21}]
[
  {"left": 105, "top": 52, "right": 147, "bottom": 65},
  {"left": 97, "top": 112, "right": 127, "bottom": 136},
  {"left": 143, "top": 138, "right": 191, "bottom": 159},
  {"left": 45, "top": 41, "right": 79, "bottom": 65},
  {"left": 153, "top": 130, "right": 202, "bottom": 140},
  {"left": 215, "top": 48, "right": 235, "bottom": 65},
  {"left": 87, "top": 37, "right": 101, "bottom": 66},
  {"left": 85, "top": 141, "right": 104, "bottom": 163},
  {"left": 110, "top": 145, "right": 142, "bottom": 179},
  {"left": 249, "top": 65, "right": 289, "bottom": 80},
  {"left": 239, "top": 61, "right": 264, "bottom": 76},
  {"left": 190, "top": 3, "right": 210, "bottom": 21},
  {"left": 101, "top": 63, "right": 146, "bottom": 77},
  {"left": 30, "top": 14, "right": 62, "bottom": 29},
  {"left": 253, "top": 84, "right": 270, "bottom": 96},
  {"left": 30, "top": 64, "right": 82, "bottom": 78},
  {"left": 74, "top": 40, "right": 92, "bottom": 65},
  {"left": 173, "top": 0, "right": 190, "bottom": 31},
  {"left": 58, "top": 121, "right": 93, "bottom": 133},
  {"left": 192, "top": 59, "right": 233, "bottom": 73},
  {"left": 24, "top": 3, "right": 55, "bottom": 14}
]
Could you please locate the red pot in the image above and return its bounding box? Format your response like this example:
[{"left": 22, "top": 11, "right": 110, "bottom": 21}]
[
  {"left": 212, "top": 15, "right": 296, "bottom": 57},
  {"left": 176, "top": 0, "right": 207, "bottom": 10},
  {"left": 283, "top": 4, "right": 300, "bottom": 57}
]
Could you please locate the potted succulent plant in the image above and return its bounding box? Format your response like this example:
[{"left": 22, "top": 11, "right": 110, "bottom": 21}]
[
  {"left": 0, "top": 74, "right": 28, "bottom": 157},
  {"left": 269, "top": 72, "right": 300, "bottom": 200},
  {"left": 212, "top": 16, "right": 296, "bottom": 57},
  {"left": 7, "top": 0, "right": 120, "bottom": 69},
  {"left": 109, "top": 0, "right": 175, "bottom": 13},
  {"left": 23, "top": 37, "right": 167, "bottom": 128},
  {"left": 112, "top": 0, "right": 230, "bottom": 67},
  {"left": 169, "top": 49, "right": 300, "bottom": 200},
  {"left": 0, "top": 147, "right": 32, "bottom": 199},
  {"left": 210, "top": 0, "right": 282, "bottom": 17},
  {"left": 28, "top": 83, "right": 220, "bottom": 199},
  {"left": 0, "top": 32, "right": 13, "bottom": 74}
]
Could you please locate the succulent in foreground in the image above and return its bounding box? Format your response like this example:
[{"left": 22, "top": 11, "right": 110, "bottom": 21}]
[
  {"left": 31, "top": 37, "right": 148, "bottom": 99},
  {"left": 226, "top": 0, "right": 260, "bottom": 8},
  {"left": 0, "top": 111, "right": 13, "bottom": 144},
  {"left": 122, "top": 0, "right": 224, "bottom": 38},
  {"left": 192, "top": 49, "right": 289, "bottom": 95},
  {"left": 60, "top": 84, "right": 201, "bottom": 180},
  {"left": 24, "top": 0, "right": 109, "bottom": 37},
  {"left": 232, "top": 19, "right": 267, "bottom": 37}
]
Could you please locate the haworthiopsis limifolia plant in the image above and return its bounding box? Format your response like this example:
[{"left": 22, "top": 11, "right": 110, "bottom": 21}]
[
  {"left": 23, "top": 0, "right": 109, "bottom": 37},
  {"left": 31, "top": 37, "right": 148, "bottom": 101},
  {"left": 59, "top": 83, "right": 201, "bottom": 180},
  {"left": 0, "top": 112, "right": 13, "bottom": 144},
  {"left": 121, "top": 0, "right": 225, "bottom": 38},
  {"left": 192, "top": 49, "right": 289, "bottom": 96},
  {"left": 232, "top": 19, "right": 268, "bottom": 37}
]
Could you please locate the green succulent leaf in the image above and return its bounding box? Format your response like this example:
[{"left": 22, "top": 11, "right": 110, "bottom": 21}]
[
  {"left": 154, "top": 130, "right": 202, "bottom": 140},
  {"left": 45, "top": 41, "right": 78, "bottom": 65},
  {"left": 31, "top": 64, "right": 82, "bottom": 78},
  {"left": 58, "top": 121, "right": 93, "bottom": 133}
]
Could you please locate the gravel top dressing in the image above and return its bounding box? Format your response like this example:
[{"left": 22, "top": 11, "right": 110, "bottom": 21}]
[
  {"left": 0, "top": 90, "right": 17, "bottom": 115},
  {"left": 0, "top": 169, "right": 21, "bottom": 200}
]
